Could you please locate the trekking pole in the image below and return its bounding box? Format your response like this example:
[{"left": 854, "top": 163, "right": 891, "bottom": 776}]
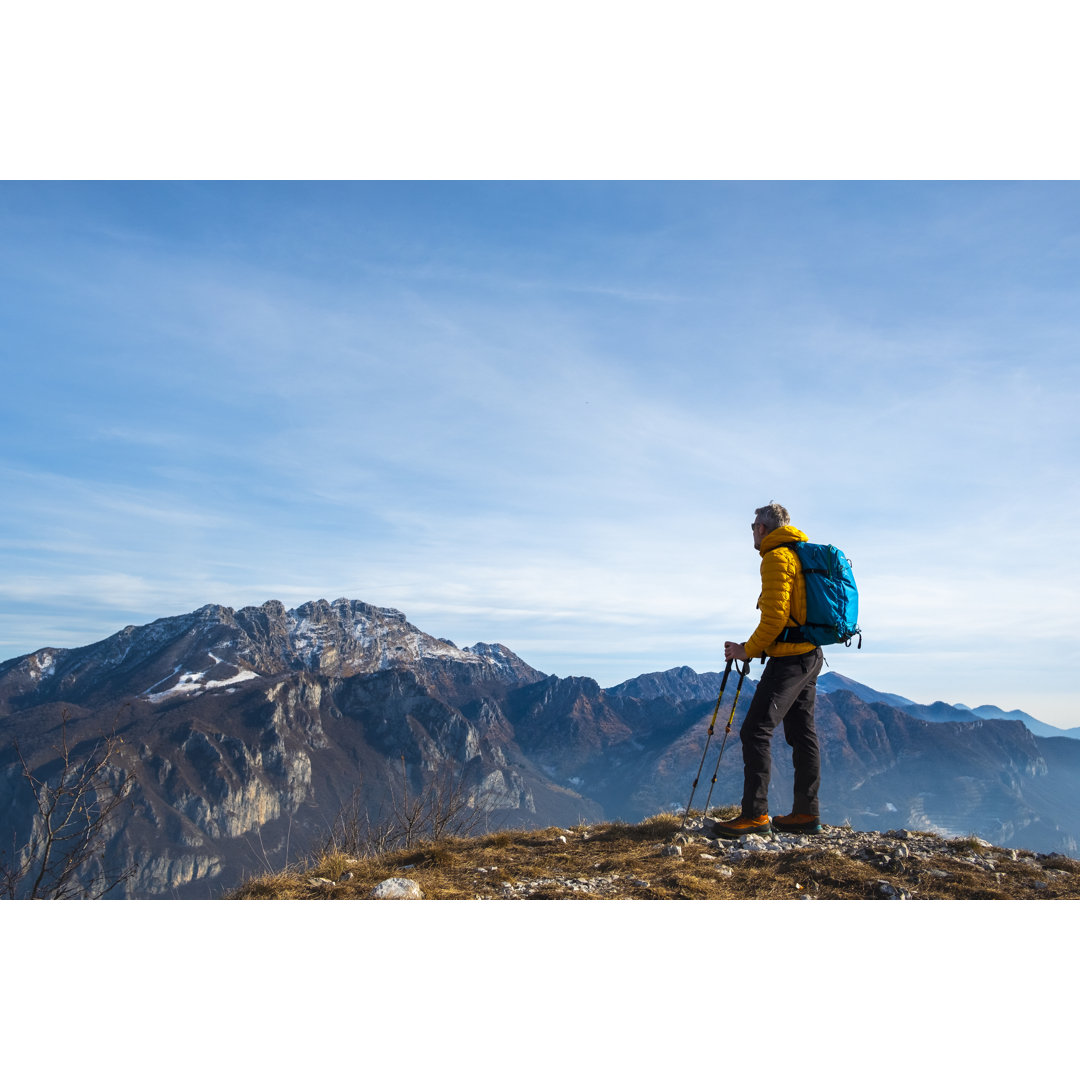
[
  {"left": 701, "top": 659, "right": 751, "bottom": 819},
  {"left": 680, "top": 659, "right": 733, "bottom": 828}
]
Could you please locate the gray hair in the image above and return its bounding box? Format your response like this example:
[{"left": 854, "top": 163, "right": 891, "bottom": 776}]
[{"left": 754, "top": 502, "right": 790, "bottom": 532}]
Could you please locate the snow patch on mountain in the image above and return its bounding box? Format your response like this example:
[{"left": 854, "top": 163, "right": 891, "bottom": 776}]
[
  {"left": 26, "top": 651, "right": 57, "bottom": 681},
  {"left": 144, "top": 666, "right": 260, "bottom": 702}
]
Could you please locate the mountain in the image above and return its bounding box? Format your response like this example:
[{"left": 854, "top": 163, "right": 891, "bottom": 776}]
[
  {"left": 606, "top": 665, "right": 728, "bottom": 702},
  {"left": 0, "top": 599, "right": 601, "bottom": 898},
  {"left": 818, "top": 671, "right": 1080, "bottom": 740},
  {"left": 0, "top": 599, "right": 542, "bottom": 712},
  {"left": 3, "top": 599, "right": 1079, "bottom": 898},
  {"left": 955, "top": 703, "right": 1080, "bottom": 741},
  {"left": 817, "top": 671, "right": 918, "bottom": 709}
]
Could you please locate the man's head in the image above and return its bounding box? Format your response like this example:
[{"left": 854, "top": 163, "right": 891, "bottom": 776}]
[{"left": 752, "top": 501, "right": 789, "bottom": 549}]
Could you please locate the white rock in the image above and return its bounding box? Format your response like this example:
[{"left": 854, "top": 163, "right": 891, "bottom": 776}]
[{"left": 370, "top": 877, "right": 425, "bottom": 900}]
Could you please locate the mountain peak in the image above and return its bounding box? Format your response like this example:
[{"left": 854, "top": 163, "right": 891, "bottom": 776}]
[
  {"left": 606, "top": 665, "right": 727, "bottom": 701},
  {"left": 0, "top": 598, "right": 545, "bottom": 711}
]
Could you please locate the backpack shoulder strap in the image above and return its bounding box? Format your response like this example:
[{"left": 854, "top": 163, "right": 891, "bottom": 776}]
[{"left": 775, "top": 542, "right": 807, "bottom": 641}]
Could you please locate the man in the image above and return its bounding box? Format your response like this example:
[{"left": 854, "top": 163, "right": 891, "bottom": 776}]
[{"left": 716, "top": 501, "right": 823, "bottom": 837}]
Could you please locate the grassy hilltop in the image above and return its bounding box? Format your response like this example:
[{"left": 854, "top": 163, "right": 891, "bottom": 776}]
[{"left": 228, "top": 811, "right": 1080, "bottom": 900}]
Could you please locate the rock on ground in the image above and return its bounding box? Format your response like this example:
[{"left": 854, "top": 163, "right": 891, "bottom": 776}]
[{"left": 370, "top": 877, "right": 425, "bottom": 899}]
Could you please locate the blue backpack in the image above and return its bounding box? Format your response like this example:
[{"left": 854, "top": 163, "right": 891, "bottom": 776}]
[{"left": 777, "top": 542, "right": 862, "bottom": 649}]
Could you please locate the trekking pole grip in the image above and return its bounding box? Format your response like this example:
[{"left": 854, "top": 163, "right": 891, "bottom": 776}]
[
  {"left": 724, "top": 659, "right": 750, "bottom": 732},
  {"left": 708, "top": 657, "right": 733, "bottom": 732}
]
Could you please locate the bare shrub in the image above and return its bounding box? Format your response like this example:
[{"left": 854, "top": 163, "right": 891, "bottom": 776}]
[
  {"left": 318, "top": 756, "right": 498, "bottom": 860},
  {"left": 1, "top": 713, "right": 136, "bottom": 900}
]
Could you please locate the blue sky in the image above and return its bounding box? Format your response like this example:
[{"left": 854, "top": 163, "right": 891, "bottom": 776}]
[{"left": 2, "top": 181, "right": 1079, "bottom": 726}]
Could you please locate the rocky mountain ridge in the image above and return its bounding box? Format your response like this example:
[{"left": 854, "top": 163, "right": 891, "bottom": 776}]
[
  {"left": 2, "top": 598, "right": 1079, "bottom": 898},
  {"left": 817, "top": 670, "right": 1080, "bottom": 740},
  {"left": 0, "top": 598, "right": 542, "bottom": 713}
]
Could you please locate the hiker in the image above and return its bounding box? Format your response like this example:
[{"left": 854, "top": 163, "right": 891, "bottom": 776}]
[{"left": 716, "top": 501, "right": 823, "bottom": 838}]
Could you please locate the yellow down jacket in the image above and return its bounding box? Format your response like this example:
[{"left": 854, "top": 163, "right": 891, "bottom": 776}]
[{"left": 743, "top": 524, "right": 818, "bottom": 660}]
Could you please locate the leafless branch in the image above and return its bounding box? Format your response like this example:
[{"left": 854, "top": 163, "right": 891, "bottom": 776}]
[
  {"left": 0, "top": 712, "right": 137, "bottom": 899},
  {"left": 317, "top": 756, "right": 498, "bottom": 860}
]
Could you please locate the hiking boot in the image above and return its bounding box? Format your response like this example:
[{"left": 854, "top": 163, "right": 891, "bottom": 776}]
[
  {"left": 772, "top": 812, "right": 821, "bottom": 835},
  {"left": 713, "top": 814, "right": 772, "bottom": 838}
]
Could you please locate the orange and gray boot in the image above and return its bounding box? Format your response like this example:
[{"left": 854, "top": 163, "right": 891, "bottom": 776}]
[
  {"left": 713, "top": 813, "right": 772, "bottom": 838},
  {"left": 772, "top": 812, "right": 821, "bottom": 835}
]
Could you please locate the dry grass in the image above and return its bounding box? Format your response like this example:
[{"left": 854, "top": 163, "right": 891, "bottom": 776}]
[{"left": 226, "top": 812, "right": 1080, "bottom": 900}]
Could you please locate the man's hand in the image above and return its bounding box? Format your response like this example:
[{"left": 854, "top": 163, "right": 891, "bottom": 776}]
[{"left": 724, "top": 640, "right": 749, "bottom": 662}]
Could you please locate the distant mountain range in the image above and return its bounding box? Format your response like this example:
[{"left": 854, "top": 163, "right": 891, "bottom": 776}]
[
  {"left": 2, "top": 599, "right": 1078, "bottom": 897},
  {"left": 816, "top": 672, "right": 1080, "bottom": 740}
]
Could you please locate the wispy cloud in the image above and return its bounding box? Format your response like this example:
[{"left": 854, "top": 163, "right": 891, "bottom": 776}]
[{"left": 2, "top": 182, "right": 1079, "bottom": 727}]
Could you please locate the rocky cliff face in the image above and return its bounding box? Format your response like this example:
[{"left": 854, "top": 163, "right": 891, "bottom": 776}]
[
  {"left": 2, "top": 600, "right": 1078, "bottom": 898},
  {"left": 0, "top": 600, "right": 588, "bottom": 898}
]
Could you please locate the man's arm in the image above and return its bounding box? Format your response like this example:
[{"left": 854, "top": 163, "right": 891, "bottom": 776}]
[{"left": 730, "top": 549, "right": 798, "bottom": 660}]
